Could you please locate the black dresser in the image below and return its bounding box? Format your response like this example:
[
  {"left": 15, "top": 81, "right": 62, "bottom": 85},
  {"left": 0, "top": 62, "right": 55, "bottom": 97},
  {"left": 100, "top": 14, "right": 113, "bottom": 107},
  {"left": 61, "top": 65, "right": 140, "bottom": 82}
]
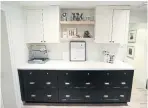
[{"left": 18, "top": 70, "right": 134, "bottom": 103}]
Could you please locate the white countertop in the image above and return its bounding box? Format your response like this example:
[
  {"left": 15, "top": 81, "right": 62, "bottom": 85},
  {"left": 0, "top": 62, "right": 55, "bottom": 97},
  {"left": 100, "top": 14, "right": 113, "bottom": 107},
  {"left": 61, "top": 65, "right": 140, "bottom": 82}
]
[{"left": 18, "top": 60, "right": 134, "bottom": 70}]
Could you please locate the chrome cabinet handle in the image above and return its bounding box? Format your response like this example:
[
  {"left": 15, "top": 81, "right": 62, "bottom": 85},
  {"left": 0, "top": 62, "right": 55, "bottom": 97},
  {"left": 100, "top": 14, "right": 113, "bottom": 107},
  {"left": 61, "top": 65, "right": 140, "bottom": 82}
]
[
  {"left": 85, "top": 95, "right": 90, "bottom": 98},
  {"left": 29, "top": 82, "right": 35, "bottom": 85},
  {"left": 46, "top": 82, "right": 51, "bottom": 85},
  {"left": 31, "top": 94, "right": 36, "bottom": 97},
  {"left": 65, "top": 82, "right": 70, "bottom": 85},
  {"left": 47, "top": 95, "right": 52, "bottom": 97},
  {"left": 104, "top": 82, "right": 110, "bottom": 85},
  {"left": 65, "top": 95, "right": 70, "bottom": 98},
  {"left": 66, "top": 73, "right": 68, "bottom": 75},
  {"left": 85, "top": 82, "right": 91, "bottom": 85},
  {"left": 29, "top": 72, "right": 32, "bottom": 75},
  {"left": 120, "top": 95, "right": 124, "bottom": 97},
  {"left": 121, "top": 82, "right": 126, "bottom": 85},
  {"left": 103, "top": 95, "right": 108, "bottom": 98}
]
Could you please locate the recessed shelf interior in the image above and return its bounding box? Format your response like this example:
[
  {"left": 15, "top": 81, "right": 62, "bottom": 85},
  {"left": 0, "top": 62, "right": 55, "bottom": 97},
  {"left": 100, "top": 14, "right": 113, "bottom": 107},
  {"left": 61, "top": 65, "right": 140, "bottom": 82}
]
[{"left": 60, "top": 8, "right": 95, "bottom": 40}]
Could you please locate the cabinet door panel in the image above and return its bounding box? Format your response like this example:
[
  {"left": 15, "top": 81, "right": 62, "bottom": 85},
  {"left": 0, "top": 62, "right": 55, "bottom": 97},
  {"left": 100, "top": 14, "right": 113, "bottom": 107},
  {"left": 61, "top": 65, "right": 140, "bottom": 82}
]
[
  {"left": 95, "top": 7, "right": 112, "bottom": 43},
  {"left": 25, "top": 10, "right": 43, "bottom": 43},
  {"left": 112, "top": 10, "right": 130, "bottom": 44},
  {"left": 43, "top": 6, "right": 60, "bottom": 43}
]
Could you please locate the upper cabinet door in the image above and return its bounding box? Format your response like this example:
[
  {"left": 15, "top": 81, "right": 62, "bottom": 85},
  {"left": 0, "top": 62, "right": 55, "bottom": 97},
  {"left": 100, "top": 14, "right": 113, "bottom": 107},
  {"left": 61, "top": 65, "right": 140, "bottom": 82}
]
[
  {"left": 43, "top": 6, "right": 60, "bottom": 43},
  {"left": 95, "top": 7, "right": 112, "bottom": 43},
  {"left": 25, "top": 10, "right": 43, "bottom": 43},
  {"left": 112, "top": 10, "right": 130, "bottom": 44}
]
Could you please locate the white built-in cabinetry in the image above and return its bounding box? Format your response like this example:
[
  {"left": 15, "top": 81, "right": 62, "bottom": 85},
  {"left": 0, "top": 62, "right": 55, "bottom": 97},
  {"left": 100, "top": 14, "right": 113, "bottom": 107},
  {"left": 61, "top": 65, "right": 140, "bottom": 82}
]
[
  {"left": 95, "top": 6, "right": 130, "bottom": 44},
  {"left": 25, "top": 10, "right": 43, "bottom": 43},
  {"left": 25, "top": 6, "right": 130, "bottom": 44},
  {"left": 25, "top": 6, "right": 60, "bottom": 43}
]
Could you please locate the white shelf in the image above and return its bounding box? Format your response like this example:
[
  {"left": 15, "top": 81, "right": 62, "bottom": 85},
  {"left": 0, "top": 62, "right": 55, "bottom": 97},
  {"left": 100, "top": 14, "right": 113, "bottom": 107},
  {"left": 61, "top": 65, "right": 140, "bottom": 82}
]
[
  {"left": 60, "top": 21, "right": 95, "bottom": 25},
  {"left": 60, "top": 38, "right": 94, "bottom": 42}
]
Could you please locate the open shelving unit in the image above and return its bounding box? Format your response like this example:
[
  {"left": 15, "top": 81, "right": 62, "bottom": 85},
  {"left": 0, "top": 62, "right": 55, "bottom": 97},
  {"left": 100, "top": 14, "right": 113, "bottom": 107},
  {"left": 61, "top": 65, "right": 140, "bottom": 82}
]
[{"left": 60, "top": 8, "right": 95, "bottom": 41}]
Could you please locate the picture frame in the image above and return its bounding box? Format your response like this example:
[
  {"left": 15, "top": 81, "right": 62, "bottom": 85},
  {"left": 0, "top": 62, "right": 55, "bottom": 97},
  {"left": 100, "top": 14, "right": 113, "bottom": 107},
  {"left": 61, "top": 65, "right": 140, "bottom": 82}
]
[
  {"left": 127, "top": 46, "right": 135, "bottom": 59},
  {"left": 128, "top": 30, "right": 137, "bottom": 43},
  {"left": 67, "top": 28, "right": 77, "bottom": 38},
  {"left": 69, "top": 41, "right": 86, "bottom": 61}
]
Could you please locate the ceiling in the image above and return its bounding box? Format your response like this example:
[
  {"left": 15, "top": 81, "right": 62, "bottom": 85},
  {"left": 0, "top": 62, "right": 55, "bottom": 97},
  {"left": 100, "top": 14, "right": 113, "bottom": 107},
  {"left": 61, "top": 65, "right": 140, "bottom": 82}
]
[{"left": 2, "top": 1, "right": 147, "bottom": 11}]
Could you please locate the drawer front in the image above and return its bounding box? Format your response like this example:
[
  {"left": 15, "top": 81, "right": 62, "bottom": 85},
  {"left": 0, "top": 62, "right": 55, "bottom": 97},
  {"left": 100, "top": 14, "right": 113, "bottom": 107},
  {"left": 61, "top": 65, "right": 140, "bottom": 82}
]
[
  {"left": 23, "top": 70, "right": 58, "bottom": 89},
  {"left": 25, "top": 89, "right": 58, "bottom": 102},
  {"left": 99, "top": 71, "right": 133, "bottom": 81},
  {"left": 59, "top": 89, "right": 85, "bottom": 102},
  {"left": 99, "top": 80, "right": 131, "bottom": 89},
  {"left": 101, "top": 90, "right": 128, "bottom": 102},
  {"left": 59, "top": 71, "right": 99, "bottom": 89}
]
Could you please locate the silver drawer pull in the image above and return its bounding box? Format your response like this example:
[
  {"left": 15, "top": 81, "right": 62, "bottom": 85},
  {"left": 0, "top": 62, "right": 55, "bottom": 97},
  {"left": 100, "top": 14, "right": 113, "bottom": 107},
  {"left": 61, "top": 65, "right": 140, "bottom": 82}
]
[
  {"left": 29, "top": 82, "right": 35, "bottom": 85},
  {"left": 85, "top": 82, "right": 91, "bottom": 85},
  {"left": 31, "top": 94, "right": 36, "bottom": 97},
  {"left": 46, "top": 82, "right": 51, "bottom": 85},
  {"left": 29, "top": 72, "right": 32, "bottom": 75},
  {"left": 88, "top": 73, "right": 90, "bottom": 75},
  {"left": 107, "top": 73, "right": 109, "bottom": 75},
  {"left": 65, "top": 82, "right": 70, "bottom": 85},
  {"left": 66, "top": 73, "right": 68, "bottom": 75},
  {"left": 65, "top": 95, "right": 70, "bottom": 98},
  {"left": 104, "top": 82, "right": 110, "bottom": 85},
  {"left": 120, "top": 95, "right": 124, "bottom": 97},
  {"left": 47, "top": 95, "right": 52, "bottom": 97},
  {"left": 104, "top": 95, "right": 108, "bottom": 98},
  {"left": 46, "top": 72, "right": 49, "bottom": 75},
  {"left": 85, "top": 95, "right": 90, "bottom": 98},
  {"left": 121, "top": 82, "right": 126, "bottom": 85}
]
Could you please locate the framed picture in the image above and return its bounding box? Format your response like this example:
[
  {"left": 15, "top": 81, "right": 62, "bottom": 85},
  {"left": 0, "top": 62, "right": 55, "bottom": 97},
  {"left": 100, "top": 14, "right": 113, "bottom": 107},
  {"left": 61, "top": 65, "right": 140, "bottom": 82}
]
[
  {"left": 128, "top": 30, "right": 137, "bottom": 43},
  {"left": 67, "top": 28, "right": 77, "bottom": 38},
  {"left": 69, "top": 41, "right": 86, "bottom": 61},
  {"left": 127, "top": 46, "right": 135, "bottom": 59}
]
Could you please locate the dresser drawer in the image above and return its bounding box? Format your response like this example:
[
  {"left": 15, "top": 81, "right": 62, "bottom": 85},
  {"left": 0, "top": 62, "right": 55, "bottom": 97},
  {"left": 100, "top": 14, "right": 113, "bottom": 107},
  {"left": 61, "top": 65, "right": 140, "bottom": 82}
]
[
  {"left": 22, "top": 70, "right": 58, "bottom": 89},
  {"left": 25, "top": 89, "right": 58, "bottom": 102},
  {"left": 101, "top": 90, "right": 128, "bottom": 102},
  {"left": 99, "top": 71, "right": 133, "bottom": 81},
  {"left": 59, "top": 89, "right": 85, "bottom": 102},
  {"left": 59, "top": 71, "right": 99, "bottom": 89}
]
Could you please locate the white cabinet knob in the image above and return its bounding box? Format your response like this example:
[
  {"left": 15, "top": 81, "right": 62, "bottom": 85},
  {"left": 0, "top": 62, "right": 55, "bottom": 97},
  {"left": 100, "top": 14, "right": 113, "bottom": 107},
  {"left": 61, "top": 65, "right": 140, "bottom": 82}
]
[
  {"left": 104, "top": 95, "right": 108, "bottom": 98},
  {"left": 120, "top": 95, "right": 124, "bottom": 97},
  {"left": 104, "top": 82, "right": 110, "bottom": 85},
  {"left": 121, "top": 82, "right": 126, "bottom": 85},
  {"left": 85, "top": 95, "right": 90, "bottom": 98},
  {"left": 31, "top": 94, "right": 36, "bottom": 97},
  {"left": 65, "top": 95, "right": 70, "bottom": 98},
  {"left": 85, "top": 82, "right": 91, "bottom": 85},
  {"left": 46, "top": 82, "right": 51, "bottom": 85},
  {"left": 29, "top": 82, "right": 35, "bottom": 85},
  {"left": 65, "top": 82, "right": 70, "bottom": 85},
  {"left": 47, "top": 95, "right": 52, "bottom": 97}
]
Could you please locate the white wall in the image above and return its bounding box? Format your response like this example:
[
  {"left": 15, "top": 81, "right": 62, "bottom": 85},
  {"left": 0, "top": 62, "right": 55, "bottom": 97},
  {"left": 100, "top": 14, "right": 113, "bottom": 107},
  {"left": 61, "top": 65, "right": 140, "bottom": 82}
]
[
  {"left": 1, "top": 3, "right": 27, "bottom": 108},
  {"left": 125, "top": 23, "right": 147, "bottom": 88}
]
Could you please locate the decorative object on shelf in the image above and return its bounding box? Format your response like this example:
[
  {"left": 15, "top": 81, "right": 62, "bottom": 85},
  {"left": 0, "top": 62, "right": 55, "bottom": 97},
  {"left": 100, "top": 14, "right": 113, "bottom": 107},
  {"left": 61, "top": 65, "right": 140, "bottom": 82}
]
[
  {"left": 128, "top": 30, "right": 137, "bottom": 43},
  {"left": 72, "top": 13, "right": 83, "bottom": 21},
  {"left": 83, "top": 30, "right": 91, "bottom": 38},
  {"left": 61, "top": 13, "right": 67, "bottom": 21},
  {"left": 62, "top": 32, "right": 67, "bottom": 38},
  {"left": 67, "top": 28, "right": 77, "bottom": 38},
  {"left": 70, "top": 41, "right": 86, "bottom": 61},
  {"left": 127, "top": 46, "right": 135, "bottom": 59}
]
